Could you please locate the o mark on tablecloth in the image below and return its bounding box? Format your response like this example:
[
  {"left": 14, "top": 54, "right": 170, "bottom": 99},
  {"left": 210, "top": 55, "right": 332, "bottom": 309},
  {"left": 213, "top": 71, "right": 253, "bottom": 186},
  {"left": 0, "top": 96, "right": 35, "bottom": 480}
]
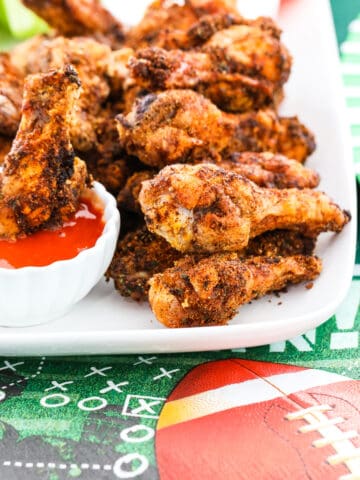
[
  {"left": 40, "top": 394, "right": 70, "bottom": 408},
  {"left": 120, "top": 425, "right": 155, "bottom": 443},
  {"left": 113, "top": 453, "right": 149, "bottom": 478},
  {"left": 78, "top": 396, "right": 108, "bottom": 412}
]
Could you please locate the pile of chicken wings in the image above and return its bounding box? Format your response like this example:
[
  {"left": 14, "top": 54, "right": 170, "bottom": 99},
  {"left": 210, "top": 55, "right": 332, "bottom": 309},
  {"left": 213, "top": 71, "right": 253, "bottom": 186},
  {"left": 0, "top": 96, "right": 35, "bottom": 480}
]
[{"left": 0, "top": 0, "right": 350, "bottom": 327}]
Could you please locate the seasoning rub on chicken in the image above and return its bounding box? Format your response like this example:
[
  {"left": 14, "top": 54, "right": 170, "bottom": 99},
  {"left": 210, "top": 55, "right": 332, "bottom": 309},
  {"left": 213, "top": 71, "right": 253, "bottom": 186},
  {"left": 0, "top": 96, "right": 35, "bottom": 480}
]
[
  {"left": 139, "top": 163, "right": 349, "bottom": 253},
  {"left": 0, "top": 65, "right": 88, "bottom": 239},
  {"left": 117, "top": 89, "right": 315, "bottom": 167},
  {"left": 149, "top": 253, "right": 322, "bottom": 327}
]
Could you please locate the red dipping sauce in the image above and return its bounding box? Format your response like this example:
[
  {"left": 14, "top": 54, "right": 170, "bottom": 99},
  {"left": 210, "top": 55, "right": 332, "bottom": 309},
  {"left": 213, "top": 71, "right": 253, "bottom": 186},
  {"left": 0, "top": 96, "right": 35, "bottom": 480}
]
[{"left": 0, "top": 196, "right": 105, "bottom": 269}]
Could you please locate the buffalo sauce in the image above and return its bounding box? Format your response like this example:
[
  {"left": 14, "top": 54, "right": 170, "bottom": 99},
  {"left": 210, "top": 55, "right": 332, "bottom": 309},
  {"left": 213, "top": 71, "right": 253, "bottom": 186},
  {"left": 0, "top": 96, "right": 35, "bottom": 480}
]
[{"left": 0, "top": 195, "right": 105, "bottom": 269}]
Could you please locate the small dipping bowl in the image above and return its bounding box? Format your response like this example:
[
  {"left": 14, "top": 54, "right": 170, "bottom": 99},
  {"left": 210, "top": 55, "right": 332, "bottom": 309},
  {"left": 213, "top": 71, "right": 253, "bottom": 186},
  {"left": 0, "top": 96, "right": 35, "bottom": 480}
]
[{"left": 0, "top": 182, "right": 120, "bottom": 327}]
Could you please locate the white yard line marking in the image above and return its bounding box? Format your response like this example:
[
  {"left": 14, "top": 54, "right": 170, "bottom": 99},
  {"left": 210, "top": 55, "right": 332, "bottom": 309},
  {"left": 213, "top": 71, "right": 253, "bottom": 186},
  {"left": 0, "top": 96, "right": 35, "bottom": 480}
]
[
  {"left": 0, "top": 357, "right": 46, "bottom": 391},
  {"left": 2, "top": 461, "right": 113, "bottom": 472}
]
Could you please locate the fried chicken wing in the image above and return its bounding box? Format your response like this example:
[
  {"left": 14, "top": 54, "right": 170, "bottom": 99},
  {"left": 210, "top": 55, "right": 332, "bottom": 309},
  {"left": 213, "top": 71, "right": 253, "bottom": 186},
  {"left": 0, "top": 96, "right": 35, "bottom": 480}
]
[
  {"left": 108, "top": 223, "right": 317, "bottom": 302},
  {"left": 22, "top": 0, "right": 124, "bottom": 48},
  {"left": 139, "top": 163, "right": 349, "bottom": 253},
  {"left": 117, "top": 90, "right": 315, "bottom": 167},
  {"left": 128, "top": 0, "right": 250, "bottom": 50},
  {"left": 0, "top": 66, "right": 88, "bottom": 239},
  {"left": 17, "top": 36, "right": 112, "bottom": 152},
  {"left": 129, "top": 19, "right": 291, "bottom": 112},
  {"left": 149, "top": 253, "right": 322, "bottom": 327},
  {"left": 116, "top": 152, "right": 318, "bottom": 217},
  {"left": 0, "top": 54, "right": 24, "bottom": 137}
]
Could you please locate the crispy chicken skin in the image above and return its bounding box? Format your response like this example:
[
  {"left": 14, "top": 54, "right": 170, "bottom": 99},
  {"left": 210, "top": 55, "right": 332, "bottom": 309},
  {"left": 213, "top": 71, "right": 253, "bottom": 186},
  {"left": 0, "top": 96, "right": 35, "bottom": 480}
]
[
  {"left": 126, "top": 0, "right": 242, "bottom": 50},
  {"left": 18, "top": 36, "right": 112, "bottom": 152},
  {"left": 129, "top": 22, "right": 291, "bottom": 112},
  {"left": 22, "top": 0, "right": 124, "bottom": 48},
  {"left": 139, "top": 163, "right": 349, "bottom": 253},
  {"left": 0, "top": 66, "right": 88, "bottom": 239},
  {"left": 108, "top": 224, "right": 317, "bottom": 302},
  {"left": 126, "top": 0, "right": 199, "bottom": 50},
  {"left": 0, "top": 54, "right": 24, "bottom": 137},
  {"left": 218, "top": 152, "right": 320, "bottom": 189},
  {"left": 117, "top": 152, "right": 319, "bottom": 216},
  {"left": 187, "top": 0, "right": 238, "bottom": 16},
  {"left": 107, "top": 225, "right": 183, "bottom": 301},
  {"left": 149, "top": 253, "right": 322, "bottom": 327},
  {"left": 117, "top": 90, "right": 315, "bottom": 167}
]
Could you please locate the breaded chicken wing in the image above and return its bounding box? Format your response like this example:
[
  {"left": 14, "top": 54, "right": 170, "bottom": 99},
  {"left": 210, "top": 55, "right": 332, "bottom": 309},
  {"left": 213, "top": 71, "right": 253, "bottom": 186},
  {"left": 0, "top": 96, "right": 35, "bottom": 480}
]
[
  {"left": 116, "top": 152, "right": 318, "bottom": 216},
  {"left": 149, "top": 253, "right": 322, "bottom": 327},
  {"left": 17, "top": 36, "right": 112, "bottom": 152},
  {"left": 139, "top": 163, "right": 349, "bottom": 253},
  {"left": 22, "top": 0, "right": 124, "bottom": 48},
  {"left": 108, "top": 224, "right": 317, "bottom": 302},
  {"left": 0, "top": 54, "right": 24, "bottom": 137},
  {"left": 129, "top": 22, "right": 291, "bottom": 112},
  {"left": 117, "top": 90, "right": 315, "bottom": 167},
  {"left": 125, "top": 0, "right": 245, "bottom": 49},
  {"left": 0, "top": 66, "right": 88, "bottom": 239}
]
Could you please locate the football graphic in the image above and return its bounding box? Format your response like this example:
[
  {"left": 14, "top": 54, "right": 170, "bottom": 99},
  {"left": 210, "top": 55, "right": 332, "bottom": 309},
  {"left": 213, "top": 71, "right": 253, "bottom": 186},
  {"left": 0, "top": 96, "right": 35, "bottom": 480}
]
[{"left": 156, "top": 360, "right": 360, "bottom": 479}]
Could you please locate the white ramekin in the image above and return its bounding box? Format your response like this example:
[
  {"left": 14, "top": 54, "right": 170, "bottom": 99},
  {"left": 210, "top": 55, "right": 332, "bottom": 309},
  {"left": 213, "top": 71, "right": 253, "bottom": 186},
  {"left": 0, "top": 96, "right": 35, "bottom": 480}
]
[{"left": 0, "top": 182, "right": 120, "bottom": 327}]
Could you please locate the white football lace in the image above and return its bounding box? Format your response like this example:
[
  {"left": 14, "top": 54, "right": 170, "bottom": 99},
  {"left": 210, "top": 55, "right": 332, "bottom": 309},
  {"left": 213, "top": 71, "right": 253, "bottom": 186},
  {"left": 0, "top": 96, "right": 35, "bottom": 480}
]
[{"left": 285, "top": 404, "right": 360, "bottom": 480}]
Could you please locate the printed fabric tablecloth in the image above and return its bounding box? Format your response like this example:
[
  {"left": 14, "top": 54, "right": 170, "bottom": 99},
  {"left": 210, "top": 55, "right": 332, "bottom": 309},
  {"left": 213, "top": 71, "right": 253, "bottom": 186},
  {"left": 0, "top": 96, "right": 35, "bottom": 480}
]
[{"left": 0, "top": 2, "right": 360, "bottom": 480}]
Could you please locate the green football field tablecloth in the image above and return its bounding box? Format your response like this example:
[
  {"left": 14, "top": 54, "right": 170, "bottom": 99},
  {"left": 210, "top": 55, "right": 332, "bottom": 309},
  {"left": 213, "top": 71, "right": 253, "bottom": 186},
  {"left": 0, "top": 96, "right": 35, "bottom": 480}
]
[{"left": 0, "top": 2, "right": 360, "bottom": 479}]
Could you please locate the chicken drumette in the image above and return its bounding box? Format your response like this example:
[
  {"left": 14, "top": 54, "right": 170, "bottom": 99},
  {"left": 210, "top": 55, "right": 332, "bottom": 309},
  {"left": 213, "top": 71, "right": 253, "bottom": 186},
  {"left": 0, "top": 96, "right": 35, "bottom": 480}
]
[
  {"left": 139, "top": 163, "right": 349, "bottom": 253},
  {"left": 117, "top": 151, "right": 319, "bottom": 216},
  {"left": 0, "top": 66, "right": 88, "bottom": 239},
  {"left": 129, "top": 20, "right": 291, "bottom": 112},
  {"left": 22, "top": 0, "right": 125, "bottom": 48},
  {"left": 117, "top": 89, "right": 315, "bottom": 167},
  {"left": 149, "top": 253, "right": 322, "bottom": 327}
]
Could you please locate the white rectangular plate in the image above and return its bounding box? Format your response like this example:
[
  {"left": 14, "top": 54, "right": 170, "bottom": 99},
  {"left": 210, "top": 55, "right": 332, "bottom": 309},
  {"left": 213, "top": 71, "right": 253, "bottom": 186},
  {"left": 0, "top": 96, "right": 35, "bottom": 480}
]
[{"left": 0, "top": 0, "right": 357, "bottom": 355}]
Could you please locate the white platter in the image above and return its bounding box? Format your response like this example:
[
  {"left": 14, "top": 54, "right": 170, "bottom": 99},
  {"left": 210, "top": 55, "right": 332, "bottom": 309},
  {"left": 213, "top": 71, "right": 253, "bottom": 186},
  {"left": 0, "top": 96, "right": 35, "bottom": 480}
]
[{"left": 0, "top": 0, "right": 357, "bottom": 355}]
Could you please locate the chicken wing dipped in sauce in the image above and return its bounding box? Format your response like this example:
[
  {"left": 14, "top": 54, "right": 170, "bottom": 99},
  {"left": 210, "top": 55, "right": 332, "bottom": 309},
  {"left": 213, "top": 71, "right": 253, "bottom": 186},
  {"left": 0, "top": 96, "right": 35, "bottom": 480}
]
[
  {"left": 22, "top": 0, "right": 125, "bottom": 48},
  {"left": 139, "top": 163, "right": 349, "bottom": 253},
  {"left": 117, "top": 89, "right": 315, "bottom": 167},
  {"left": 0, "top": 65, "right": 89, "bottom": 240},
  {"left": 0, "top": 54, "right": 24, "bottom": 137},
  {"left": 149, "top": 253, "right": 322, "bottom": 327}
]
